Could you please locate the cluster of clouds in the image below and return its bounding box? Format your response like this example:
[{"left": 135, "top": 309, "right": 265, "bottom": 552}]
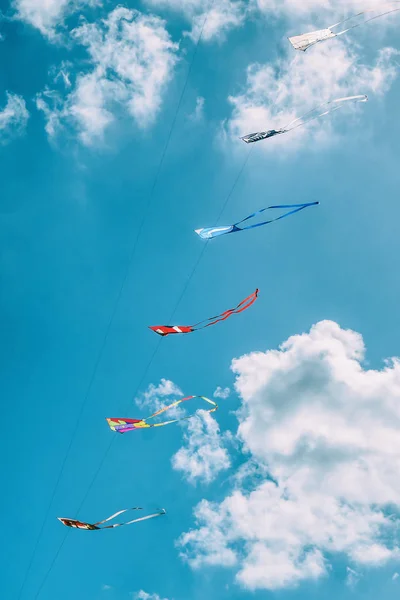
[
  {"left": 178, "top": 320, "right": 400, "bottom": 590},
  {"left": 137, "top": 321, "right": 400, "bottom": 591},
  {"left": 1, "top": 0, "right": 397, "bottom": 147},
  {"left": 36, "top": 7, "right": 179, "bottom": 145},
  {"left": 12, "top": 0, "right": 101, "bottom": 38}
]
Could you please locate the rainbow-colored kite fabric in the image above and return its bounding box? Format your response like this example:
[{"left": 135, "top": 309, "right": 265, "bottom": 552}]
[{"left": 106, "top": 395, "right": 218, "bottom": 433}]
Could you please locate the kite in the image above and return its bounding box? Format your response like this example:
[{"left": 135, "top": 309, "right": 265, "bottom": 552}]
[
  {"left": 106, "top": 395, "right": 218, "bottom": 433},
  {"left": 240, "top": 95, "right": 368, "bottom": 144},
  {"left": 195, "top": 202, "right": 319, "bottom": 240},
  {"left": 289, "top": 3, "right": 400, "bottom": 51},
  {"left": 58, "top": 507, "right": 166, "bottom": 530},
  {"left": 149, "top": 289, "right": 259, "bottom": 337}
]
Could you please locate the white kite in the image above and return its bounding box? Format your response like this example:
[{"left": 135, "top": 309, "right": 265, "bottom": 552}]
[
  {"left": 240, "top": 95, "right": 368, "bottom": 144},
  {"left": 289, "top": 3, "right": 400, "bottom": 51}
]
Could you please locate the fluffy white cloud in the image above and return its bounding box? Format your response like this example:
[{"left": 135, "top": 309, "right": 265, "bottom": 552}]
[
  {"left": 178, "top": 321, "right": 400, "bottom": 590},
  {"left": 133, "top": 592, "right": 169, "bottom": 600},
  {"left": 0, "top": 92, "right": 29, "bottom": 143},
  {"left": 172, "top": 411, "right": 231, "bottom": 484},
  {"left": 144, "top": 0, "right": 247, "bottom": 42},
  {"left": 213, "top": 386, "right": 231, "bottom": 399},
  {"left": 37, "top": 7, "right": 178, "bottom": 145},
  {"left": 13, "top": 0, "right": 100, "bottom": 37},
  {"left": 136, "top": 378, "right": 183, "bottom": 412},
  {"left": 224, "top": 41, "right": 399, "bottom": 151}
]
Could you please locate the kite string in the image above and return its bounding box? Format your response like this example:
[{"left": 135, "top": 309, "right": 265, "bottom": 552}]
[
  {"left": 31, "top": 127, "right": 250, "bottom": 598},
  {"left": 330, "top": 4, "right": 400, "bottom": 34},
  {"left": 28, "top": 5, "right": 217, "bottom": 598},
  {"left": 165, "top": 145, "right": 256, "bottom": 325},
  {"left": 284, "top": 98, "right": 365, "bottom": 132}
]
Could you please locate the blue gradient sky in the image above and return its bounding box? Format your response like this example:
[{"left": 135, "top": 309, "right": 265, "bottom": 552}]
[{"left": 1, "top": 1, "right": 400, "bottom": 599}]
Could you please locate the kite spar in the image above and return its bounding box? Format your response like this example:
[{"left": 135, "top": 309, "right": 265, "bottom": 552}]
[
  {"left": 58, "top": 508, "right": 166, "bottom": 530},
  {"left": 240, "top": 95, "right": 368, "bottom": 144},
  {"left": 289, "top": 3, "right": 400, "bottom": 51}
]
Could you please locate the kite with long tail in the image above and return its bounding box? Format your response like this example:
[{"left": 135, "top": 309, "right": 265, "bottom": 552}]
[
  {"left": 58, "top": 508, "right": 166, "bottom": 530},
  {"left": 289, "top": 3, "right": 400, "bottom": 52},
  {"left": 195, "top": 202, "right": 319, "bottom": 240},
  {"left": 240, "top": 95, "right": 368, "bottom": 144},
  {"left": 149, "top": 289, "right": 259, "bottom": 337},
  {"left": 106, "top": 395, "right": 218, "bottom": 433}
]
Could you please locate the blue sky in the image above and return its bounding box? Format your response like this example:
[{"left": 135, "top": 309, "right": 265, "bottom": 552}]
[{"left": 1, "top": 1, "right": 400, "bottom": 599}]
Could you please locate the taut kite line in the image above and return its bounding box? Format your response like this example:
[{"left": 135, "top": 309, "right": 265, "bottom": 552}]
[
  {"left": 106, "top": 395, "right": 218, "bottom": 433},
  {"left": 195, "top": 202, "right": 319, "bottom": 240},
  {"left": 58, "top": 508, "right": 166, "bottom": 530},
  {"left": 240, "top": 95, "right": 368, "bottom": 144},
  {"left": 149, "top": 289, "right": 259, "bottom": 337},
  {"left": 289, "top": 3, "right": 400, "bottom": 51}
]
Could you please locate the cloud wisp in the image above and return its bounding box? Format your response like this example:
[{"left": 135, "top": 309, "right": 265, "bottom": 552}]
[{"left": 0, "top": 92, "right": 29, "bottom": 144}]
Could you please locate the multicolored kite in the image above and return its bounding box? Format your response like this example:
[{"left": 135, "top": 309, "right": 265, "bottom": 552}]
[
  {"left": 149, "top": 289, "right": 259, "bottom": 337},
  {"left": 195, "top": 202, "right": 319, "bottom": 240},
  {"left": 107, "top": 395, "right": 218, "bottom": 433},
  {"left": 240, "top": 96, "right": 368, "bottom": 144},
  {"left": 58, "top": 508, "right": 166, "bottom": 530}
]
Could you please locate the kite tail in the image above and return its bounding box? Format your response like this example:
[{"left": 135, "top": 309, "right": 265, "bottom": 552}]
[{"left": 192, "top": 289, "right": 259, "bottom": 330}]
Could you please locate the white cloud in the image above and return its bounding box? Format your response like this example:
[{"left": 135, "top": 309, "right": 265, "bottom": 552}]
[
  {"left": 172, "top": 411, "right": 231, "bottom": 484},
  {"left": 178, "top": 321, "right": 400, "bottom": 591},
  {"left": 224, "top": 41, "right": 399, "bottom": 152},
  {"left": 253, "top": 0, "right": 388, "bottom": 20},
  {"left": 189, "top": 96, "right": 205, "bottom": 121},
  {"left": 13, "top": 0, "right": 100, "bottom": 37},
  {"left": 144, "top": 0, "right": 247, "bottom": 42},
  {"left": 37, "top": 7, "right": 178, "bottom": 145},
  {"left": 214, "top": 386, "right": 231, "bottom": 399},
  {"left": 0, "top": 92, "right": 29, "bottom": 143},
  {"left": 133, "top": 592, "right": 169, "bottom": 600},
  {"left": 136, "top": 378, "right": 183, "bottom": 412},
  {"left": 393, "top": 572, "right": 399, "bottom": 581}
]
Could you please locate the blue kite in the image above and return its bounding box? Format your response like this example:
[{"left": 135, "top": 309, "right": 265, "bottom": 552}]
[{"left": 195, "top": 202, "right": 319, "bottom": 240}]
